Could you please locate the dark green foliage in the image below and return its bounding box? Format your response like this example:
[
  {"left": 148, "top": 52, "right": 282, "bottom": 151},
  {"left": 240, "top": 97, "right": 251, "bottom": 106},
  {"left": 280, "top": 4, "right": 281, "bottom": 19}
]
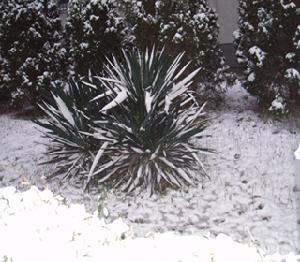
[
  {"left": 234, "top": 0, "right": 300, "bottom": 113},
  {"left": 120, "top": 0, "right": 158, "bottom": 51},
  {"left": 35, "top": 78, "right": 105, "bottom": 180},
  {"left": 120, "top": 0, "right": 232, "bottom": 102},
  {"left": 86, "top": 48, "right": 212, "bottom": 192},
  {"left": 0, "top": 0, "right": 66, "bottom": 107},
  {"left": 37, "top": 48, "right": 212, "bottom": 193},
  {"left": 65, "top": 0, "right": 127, "bottom": 76}
]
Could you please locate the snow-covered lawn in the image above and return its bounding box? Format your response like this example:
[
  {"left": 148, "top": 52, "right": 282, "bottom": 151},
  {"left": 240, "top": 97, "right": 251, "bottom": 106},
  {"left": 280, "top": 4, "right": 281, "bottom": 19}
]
[
  {"left": 0, "top": 186, "right": 299, "bottom": 262},
  {"left": 0, "top": 82, "right": 299, "bottom": 260}
]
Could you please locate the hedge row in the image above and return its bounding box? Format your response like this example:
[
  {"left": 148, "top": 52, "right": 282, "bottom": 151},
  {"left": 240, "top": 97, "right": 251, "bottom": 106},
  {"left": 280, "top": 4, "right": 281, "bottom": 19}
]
[
  {"left": 0, "top": 0, "right": 229, "bottom": 108},
  {"left": 1, "top": 0, "right": 299, "bottom": 114}
]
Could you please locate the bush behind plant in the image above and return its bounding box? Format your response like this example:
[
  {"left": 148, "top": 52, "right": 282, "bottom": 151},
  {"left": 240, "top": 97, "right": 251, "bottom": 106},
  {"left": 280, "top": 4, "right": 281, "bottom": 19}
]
[
  {"left": 120, "top": 0, "right": 233, "bottom": 103},
  {"left": 65, "top": 0, "right": 128, "bottom": 77},
  {"left": 0, "top": 0, "right": 67, "bottom": 107},
  {"left": 234, "top": 0, "right": 300, "bottom": 114}
]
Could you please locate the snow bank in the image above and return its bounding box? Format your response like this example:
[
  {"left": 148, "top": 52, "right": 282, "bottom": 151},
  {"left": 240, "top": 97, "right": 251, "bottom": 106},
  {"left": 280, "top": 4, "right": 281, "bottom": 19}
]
[
  {"left": 0, "top": 186, "right": 299, "bottom": 262},
  {"left": 0, "top": 186, "right": 132, "bottom": 262}
]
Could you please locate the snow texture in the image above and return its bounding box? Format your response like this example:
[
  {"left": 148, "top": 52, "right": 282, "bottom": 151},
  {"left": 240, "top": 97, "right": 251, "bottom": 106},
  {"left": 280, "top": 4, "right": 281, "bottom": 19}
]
[
  {"left": 269, "top": 96, "right": 288, "bottom": 115},
  {"left": 248, "top": 46, "right": 265, "bottom": 67},
  {"left": 0, "top": 186, "right": 299, "bottom": 262},
  {"left": 0, "top": 0, "right": 65, "bottom": 105},
  {"left": 295, "top": 145, "right": 300, "bottom": 160},
  {"left": 234, "top": 0, "right": 299, "bottom": 111},
  {"left": 53, "top": 94, "right": 75, "bottom": 126},
  {"left": 0, "top": 82, "right": 300, "bottom": 256}
]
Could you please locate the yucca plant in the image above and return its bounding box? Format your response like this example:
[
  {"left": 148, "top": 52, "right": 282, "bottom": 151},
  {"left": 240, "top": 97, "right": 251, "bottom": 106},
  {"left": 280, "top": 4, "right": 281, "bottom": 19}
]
[
  {"left": 37, "top": 48, "right": 212, "bottom": 193},
  {"left": 84, "top": 48, "right": 213, "bottom": 193},
  {"left": 35, "top": 77, "right": 106, "bottom": 181}
]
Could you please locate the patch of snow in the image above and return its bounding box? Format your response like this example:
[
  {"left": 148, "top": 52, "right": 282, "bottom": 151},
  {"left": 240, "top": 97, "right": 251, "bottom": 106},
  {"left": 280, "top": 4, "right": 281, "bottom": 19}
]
[
  {"left": 100, "top": 88, "right": 128, "bottom": 112},
  {"left": 249, "top": 46, "right": 266, "bottom": 67},
  {"left": 295, "top": 145, "right": 300, "bottom": 160},
  {"left": 286, "top": 52, "right": 296, "bottom": 61},
  {"left": 53, "top": 94, "right": 75, "bottom": 126},
  {"left": 285, "top": 68, "right": 300, "bottom": 81},
  {"left": 0, "top": 186, "right": 299, "bottom": 262},
  {"left": 164, "top": 94, "right": 172, "bottom": 114},
  {"left": 269, "top": 96, "right": 288, "bottom": 114},
  {"left": 233, "top": 29, "right": 241, "bottom": 40},
  {"left": 145, "top": 90, "right": 154, "bottom": 113},
  {"left": 248, "top": 72, "right": 256, "bottom": 82},
  {"left": 173, "top": 32, "right": 183, "bottom": 43},
  {"left": 280, "top": 0, "right": 296, "bottom": 9}
]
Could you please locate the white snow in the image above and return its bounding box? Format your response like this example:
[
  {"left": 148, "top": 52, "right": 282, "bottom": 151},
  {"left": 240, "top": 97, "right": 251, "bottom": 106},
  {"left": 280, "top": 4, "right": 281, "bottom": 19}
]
[
  {"left": 248, "top": 72, "right": 256, "bottom": 82},
  {"left": 0, "top": 82, "right": 300, "bottom": 259},
  {"left": 53, "top": 94, "right": 75, "bottom": 126},
  {"left": 249, "top": 46, "right": 266, "bottom": 67},
  {"left": 145, "top": 90, "right": 154, "bottom": 113},
  {"left": 0, "top": 186, "right": 299, "bottom": 262},
  {"left": 87, "top": 141, "right": 110, "bottom": 185},
  {"left": 164, "top": 94, "right": 172, "bottom": 114},
  {"left": 286, "top": 53, "right": 296, "bottom": 61},
  {"left": 269, "top": 96, "right": 287, "bottom": 114},
  {"left": 280, "top": 0, "right": 296, "bottom": 9},
  {"left": 173, "top": 32, "right": 183, "bottom": 43},
  {"left": 295, "top": 145, "right": 300, "bottom": 160},
  {"left": 0, "top": 186, "right": 132, "bottom": 262},
  {"left": 285, "top": 68, "right": 300, "bottom": 81},
  {"left": 100, "top": 88, "right": 128, "bottom": 112}
]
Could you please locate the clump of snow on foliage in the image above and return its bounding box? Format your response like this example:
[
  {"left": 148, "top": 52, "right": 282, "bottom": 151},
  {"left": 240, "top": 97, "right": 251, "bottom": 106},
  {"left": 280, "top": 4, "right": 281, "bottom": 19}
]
[
  {"left": 269, "top": 96, "right": 288, "bottom": 115},
  {"left": 248, "top": 46, "right": 265, "bottom": 67},
  {"left": 285, "top": 68, "right": 300, "bottom": 81}
]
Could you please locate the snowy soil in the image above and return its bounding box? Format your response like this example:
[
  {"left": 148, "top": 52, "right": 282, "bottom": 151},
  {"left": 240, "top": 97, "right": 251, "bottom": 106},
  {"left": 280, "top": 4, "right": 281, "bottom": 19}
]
[
  {"left": 0, "top": 186, "right": 298, "bottom": 262},
  {"left": 0, "top": 82, "right": 300, "bottom": 256}
]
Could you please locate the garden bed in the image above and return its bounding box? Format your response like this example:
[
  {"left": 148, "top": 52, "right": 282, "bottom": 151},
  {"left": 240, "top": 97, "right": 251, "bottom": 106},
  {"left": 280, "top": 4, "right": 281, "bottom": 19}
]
[{"left": 0, "top": 82, "right": 299, "bottom": 258}]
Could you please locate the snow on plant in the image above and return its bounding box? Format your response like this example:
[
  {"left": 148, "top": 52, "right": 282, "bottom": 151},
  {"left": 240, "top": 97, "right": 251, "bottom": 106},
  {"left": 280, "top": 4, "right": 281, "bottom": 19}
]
[
  {"left": 0, "top": 0, "right": 66, "bottom": 107},
  {"left": 35, "top": 78, "right": 106, "bottom": 181},
  {"left": 37, "top": 47, "right": 212, "bottom": 193},
  {"left": 234, "top": 0, "right": 300, "bottom": 113},
  {"left": 65, "top": 0, "right": 127, "bottom": 76},
  {"left": 83, "top": 48, "right": 213, "bottom": 193},
  {"left": 268, "top": 95, "right": 289, "bottom": 115},
  {"left": 120, "top": 0, "right": 233, "bottom": 103}
]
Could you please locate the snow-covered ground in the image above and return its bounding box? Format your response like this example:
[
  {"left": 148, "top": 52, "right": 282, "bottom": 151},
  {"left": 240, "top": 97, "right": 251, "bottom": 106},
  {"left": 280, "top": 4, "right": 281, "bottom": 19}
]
[
  {"left": 0, "top": 186, "right": 299, "bottom": 262},
  {"left": 0, "top": 82, "right": 300, "bottom": 258}
]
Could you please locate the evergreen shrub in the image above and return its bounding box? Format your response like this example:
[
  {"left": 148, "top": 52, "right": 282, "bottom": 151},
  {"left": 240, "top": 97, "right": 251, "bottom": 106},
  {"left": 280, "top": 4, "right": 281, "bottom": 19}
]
[
  {"left": 120, "top": 0, "right": 232, "bottom": 102},
  {"left": 65, "top": 0, "right": 127, "bottom": 77},
  {"left": 0, "top": 0, "right": 66, "bottom": 107},
  {"left": 234, "top": 0, "right": 300, "bottom": 114}
]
